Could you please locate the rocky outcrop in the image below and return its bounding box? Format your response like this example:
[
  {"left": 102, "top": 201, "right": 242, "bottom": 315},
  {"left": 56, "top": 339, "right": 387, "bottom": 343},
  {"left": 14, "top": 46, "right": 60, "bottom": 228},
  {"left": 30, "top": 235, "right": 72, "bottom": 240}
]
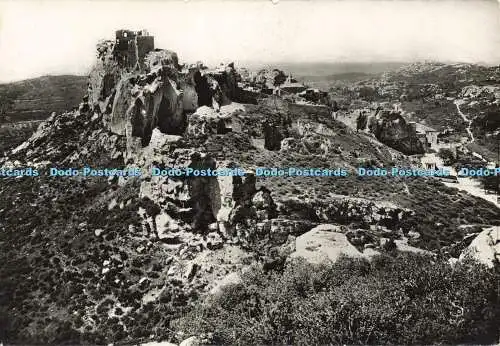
[
  {"left": 368, "top": 110, "right": 425, "bottom": 155},
  {"left": 144, "top": 50, "right": 179, "bottom": 71},
  {"left": 109, "top": 66, "right": 186, "bottom": 151},
  {"left": 279, "top": 195, "right": 412, "bottom": 229},
  {"left": 137, "top": 131, "right": 262, "bottom": 241},
  {"left": 289, "top": 224, "right": 371, "bottom": 264},
  {"left": 86, "top": 37, "right": 245, "bottom": 161},
  {"left": 186, "top": 103, "right": 245, "bottom": 137},
  {"left": 459, "top": 227, "right": 499, "bottom": 268}
]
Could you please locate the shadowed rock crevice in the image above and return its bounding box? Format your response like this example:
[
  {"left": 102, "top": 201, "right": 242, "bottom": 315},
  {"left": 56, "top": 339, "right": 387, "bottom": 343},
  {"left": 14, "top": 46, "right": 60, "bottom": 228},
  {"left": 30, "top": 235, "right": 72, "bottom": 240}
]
[
  {"left": 156, "top": 93, "right": 185, "bottom": 136},
  {"left": 188, "top": 155, "right": 218, "bottom": 231},
  {"left": 130, "top": 99, "right": 150, "bottom": 146},
  {"left": 193, "top": 71, "right": 213, "bottom": 108}
]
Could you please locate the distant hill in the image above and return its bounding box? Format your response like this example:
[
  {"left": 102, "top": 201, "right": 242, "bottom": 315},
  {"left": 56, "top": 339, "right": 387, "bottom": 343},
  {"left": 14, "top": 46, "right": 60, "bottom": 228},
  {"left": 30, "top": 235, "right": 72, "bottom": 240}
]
[
  {"left": 0, "top": 75, "right": 87, "bottom": 122},
  {"left": 246, "top": 61, "right": 408, "bottom": 78},
  {"left": 242, "top": 62, "right": 407, "bottom": 92},
  {"left": 299, "top": 72, "right": 374, "bottom": 82}
]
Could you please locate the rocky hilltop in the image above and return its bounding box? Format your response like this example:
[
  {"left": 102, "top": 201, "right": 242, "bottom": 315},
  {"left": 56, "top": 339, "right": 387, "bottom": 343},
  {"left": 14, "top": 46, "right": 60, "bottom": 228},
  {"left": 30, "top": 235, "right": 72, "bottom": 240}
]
[{"left": 0, "top": 32, "right": 498, "bottom": 344}]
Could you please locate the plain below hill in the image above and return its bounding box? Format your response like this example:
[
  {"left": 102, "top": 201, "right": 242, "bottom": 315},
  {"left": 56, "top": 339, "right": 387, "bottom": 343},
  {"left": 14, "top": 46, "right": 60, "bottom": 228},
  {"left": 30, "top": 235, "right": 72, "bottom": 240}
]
[{"left": 0, "top": 75, "right": 88, "bottom": 122}]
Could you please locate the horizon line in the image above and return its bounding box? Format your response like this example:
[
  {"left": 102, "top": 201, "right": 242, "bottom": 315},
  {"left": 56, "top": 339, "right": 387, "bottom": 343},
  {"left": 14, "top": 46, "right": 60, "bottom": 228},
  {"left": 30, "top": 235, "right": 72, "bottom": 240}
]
[{"left": 1, "top": 59, "right": 498, "bottom": 84}]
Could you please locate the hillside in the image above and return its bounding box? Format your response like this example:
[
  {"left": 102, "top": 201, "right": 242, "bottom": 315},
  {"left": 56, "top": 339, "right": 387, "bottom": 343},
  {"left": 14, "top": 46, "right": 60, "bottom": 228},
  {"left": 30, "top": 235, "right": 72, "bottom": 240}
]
[
  {"left": 0, "top": 75, "right": 87, "bottom": 155},
  {"left": 323, "top": 62, "right": 500, "bottom": 161},
  {"left": 0, "top": 75, "right": 87, "bottom": 122}
]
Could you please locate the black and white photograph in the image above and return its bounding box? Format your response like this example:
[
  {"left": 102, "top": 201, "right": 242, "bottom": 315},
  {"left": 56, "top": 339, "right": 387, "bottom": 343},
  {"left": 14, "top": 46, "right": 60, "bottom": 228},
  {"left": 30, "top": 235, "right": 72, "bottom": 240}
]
[{"left": 0, "top": 0, "right": 499, "bottom": 344}]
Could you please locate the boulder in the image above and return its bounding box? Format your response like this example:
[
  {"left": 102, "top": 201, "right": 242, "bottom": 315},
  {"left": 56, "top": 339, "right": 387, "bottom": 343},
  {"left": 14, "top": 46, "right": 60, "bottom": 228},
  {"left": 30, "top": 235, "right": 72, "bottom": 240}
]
[
  {"left": 104, "top": 61, "right": 186, "bottom": 152},
  {"left": 186, "top": 103, "right": 244, "bottom": 137},
  {"left": 209, "top": 272, "right": 242, "bottom": 295},
  {"left": 289, "top": 224, "right": 365, "bottom": 264},
  {"left": 368, "top": 110, "right": 425, "bottom": 155},
  {"left": 459, "top": 227, "right": 499, "bottom": 268},
  {"left": 179, "top": 336, "right": 201, "bottom": 346}
]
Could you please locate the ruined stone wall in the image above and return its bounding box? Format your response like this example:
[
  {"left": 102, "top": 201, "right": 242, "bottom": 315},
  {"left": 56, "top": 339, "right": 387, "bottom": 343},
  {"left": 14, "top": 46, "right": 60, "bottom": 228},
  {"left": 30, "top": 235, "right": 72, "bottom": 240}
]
[
  {"left": 136, "top": 36, "right": 154, "bottom": 68},
  {"left": 114, "top": 30, "right": 154, "bottom": 69}
]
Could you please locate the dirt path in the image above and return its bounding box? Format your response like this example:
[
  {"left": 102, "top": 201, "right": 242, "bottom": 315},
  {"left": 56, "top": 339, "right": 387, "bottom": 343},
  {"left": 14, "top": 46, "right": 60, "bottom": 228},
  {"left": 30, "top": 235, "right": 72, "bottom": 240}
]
[
  {"left": 443, "top": 176, "right": 499, "bottom": 209},
  {"left": 454, "top": 99, "right": 475, "bottom": 143}
]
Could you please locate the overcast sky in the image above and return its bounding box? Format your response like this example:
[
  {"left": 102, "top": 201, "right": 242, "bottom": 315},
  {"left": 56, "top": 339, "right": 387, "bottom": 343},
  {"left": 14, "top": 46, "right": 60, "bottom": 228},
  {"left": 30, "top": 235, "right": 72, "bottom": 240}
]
[{"left": 0, "top": 0, "right": 499, "bottom": 82}]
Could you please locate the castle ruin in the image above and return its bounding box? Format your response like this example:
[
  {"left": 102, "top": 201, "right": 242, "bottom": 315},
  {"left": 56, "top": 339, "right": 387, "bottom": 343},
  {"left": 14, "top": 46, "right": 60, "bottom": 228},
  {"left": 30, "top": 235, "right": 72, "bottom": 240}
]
[{"left": 114, "top": 29, "right": 154, "bottom": 69}]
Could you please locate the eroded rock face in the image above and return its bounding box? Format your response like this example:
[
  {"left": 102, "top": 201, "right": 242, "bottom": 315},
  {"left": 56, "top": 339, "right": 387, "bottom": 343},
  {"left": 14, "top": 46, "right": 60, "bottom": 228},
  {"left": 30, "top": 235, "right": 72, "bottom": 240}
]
[
  {"left": 88, "top": 42, "right": 244, "bottom": 160},
  {"left": 137, "top": 137, "right": 260, "bottom": 238},
  {"left": 109, "top": 77, "right": 135, "bottom": 136},
  {"left": 88, "top": 40, "right": 122, "bottom": 113},
  {"left": 368, "top": 110, "right": 425, "bottom": 155},
  {"left": 110, "top": 68, "right": 186, "bottom": 151}
]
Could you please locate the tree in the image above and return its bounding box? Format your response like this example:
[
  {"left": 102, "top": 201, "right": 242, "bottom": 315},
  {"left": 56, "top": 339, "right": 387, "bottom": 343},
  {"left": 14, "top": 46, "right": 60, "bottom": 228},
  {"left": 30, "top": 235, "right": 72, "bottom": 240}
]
[
  {"left": 356, "top": 112, "right": 368, "bottom": 132},
  {"left": 272, "top": 69, "right": 286, "bottom": 87},
  {"left": 437, "top": 148, "right": 456, "bottom": 166},
  {"left": 480, "top": 174, "right": 499, "bottom": 193}
]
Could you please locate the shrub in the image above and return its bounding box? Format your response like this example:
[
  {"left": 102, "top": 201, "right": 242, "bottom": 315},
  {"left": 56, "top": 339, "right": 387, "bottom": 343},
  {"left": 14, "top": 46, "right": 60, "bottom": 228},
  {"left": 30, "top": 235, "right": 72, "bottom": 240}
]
[{"left": 173, "top": 254, "right": 499, "bottom": 345}]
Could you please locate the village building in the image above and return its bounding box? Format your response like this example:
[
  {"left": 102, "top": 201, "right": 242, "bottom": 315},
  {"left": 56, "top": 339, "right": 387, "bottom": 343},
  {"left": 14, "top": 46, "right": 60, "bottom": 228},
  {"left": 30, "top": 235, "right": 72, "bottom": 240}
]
[
  {"left": 420, "top": 153, "right": 444, "bottom": 170},
  {"left": 408, "top": 121, "right": 439, "bottom": 150}
]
